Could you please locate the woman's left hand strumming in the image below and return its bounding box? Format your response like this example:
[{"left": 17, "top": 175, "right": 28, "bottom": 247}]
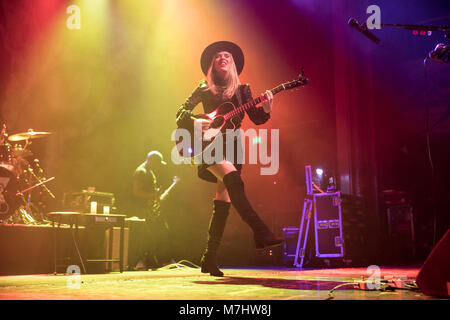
[{"left": 261, "top": 90, "right": 273, "bottom": 113}]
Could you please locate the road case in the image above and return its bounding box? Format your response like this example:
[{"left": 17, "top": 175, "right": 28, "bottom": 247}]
[{"left": 294, "top": 166, "right": 344, "bottom": 268}]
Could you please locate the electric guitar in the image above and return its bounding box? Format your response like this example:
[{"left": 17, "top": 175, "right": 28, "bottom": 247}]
[
  {"left": 175, "top": 70, "right": 310, "bottom": 160},
  {"left": 147, "top": 176, "right": 180, "bottom": 220}
]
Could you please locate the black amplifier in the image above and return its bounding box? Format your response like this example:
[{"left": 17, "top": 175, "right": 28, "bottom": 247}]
[{"left": 63, "top": 189, "right": 115, "bottom": 214}]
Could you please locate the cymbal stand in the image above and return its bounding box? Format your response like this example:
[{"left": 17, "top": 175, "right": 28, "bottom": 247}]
[
  {"left": 16, "top": 202, "right": 37, "bottom": 224},
  {"left": 27, "top": 164, "right": 56, "bottom": 199},
  {"left": 16, "top": 177, "right": 55, "bottom": 224},
  {"left": 16, "top": 176, "right": 56, "bottom": 196},
  {"left": 23, "top": 137, "right": 31, "bottom": 152}
]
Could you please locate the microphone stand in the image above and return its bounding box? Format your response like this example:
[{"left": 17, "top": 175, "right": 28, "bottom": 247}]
[
  {"left": 422, "top": 54, "right": 449, "bottom": 247},
  {"left": 349, "top": 18, "right": 450, "bottom": 246},
  {"left": 375, "top": 21, "right": 450, "bottom": 247}
]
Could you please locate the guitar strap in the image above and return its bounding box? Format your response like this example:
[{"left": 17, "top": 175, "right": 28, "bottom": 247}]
[
  {"left": 230, "top": 86, "right": 245, "bottom": 144},
  {"left": 232, "top": 85, "right": 244, "bottom": 129},
  {"left": 235, "top": 85, "right": 243, "bottom": 107}
]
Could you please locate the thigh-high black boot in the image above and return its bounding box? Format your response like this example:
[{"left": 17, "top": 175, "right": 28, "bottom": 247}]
[
  {"left": 223, "top": 171, "right": 283, "bottom": 249},
  {"left": 201, "top": 200, "right": 231, "bottom": 276}
]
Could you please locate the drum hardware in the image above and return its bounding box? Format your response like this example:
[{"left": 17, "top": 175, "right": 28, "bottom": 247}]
[
  {"left": 15, "top": 177, "right": 56, "bottom": 224},
  {"left": 0, "top": 183, "right": 10, "bottom": 215},
  {"left": 25, "top": 163, "right": 56, "bottom": 199},
  {"left": 12, "top": 145, "right": 33, "bottom": 158},
  {"left": 0, "top": 144, "right": 12, "bottom": 164},
  {"left": 16, "top": 205, "right": 37, "bottom": 224},
  {"left": 0, "top": 167, "right": 20, "bottom": 222},
  {"left": 0, "top": 126, "right": 55, "bottom": 224},
  {"left": 16, "top": 176, "right": 55, "bottom": 196},
  {"left": 0, "top": 124, "right": 7, "bottom": 145}
]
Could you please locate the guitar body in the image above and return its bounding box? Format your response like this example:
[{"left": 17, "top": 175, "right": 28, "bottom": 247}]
[
  {"left": 175, "top": 101, "right": 241, "bottom": 160},
  {"left": 208, "top": 101, "right": 242, "bottom": 133}
]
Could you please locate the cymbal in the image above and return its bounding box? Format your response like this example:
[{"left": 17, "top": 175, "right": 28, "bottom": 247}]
[{"left": 8, "top": 130, "right": 51, "bottom": 142}]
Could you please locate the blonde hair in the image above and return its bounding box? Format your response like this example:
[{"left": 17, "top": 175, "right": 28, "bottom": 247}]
[{"left": 205, "top": 52, "right": 240, "bottom": 100}]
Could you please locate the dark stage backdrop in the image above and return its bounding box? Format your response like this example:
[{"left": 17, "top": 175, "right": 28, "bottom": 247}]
[
  {"left": 368, "top": 0, "right": 450, "bottom": 260},
  {"left": 0, "top": 0, "right": 448, "bottom": 266}
]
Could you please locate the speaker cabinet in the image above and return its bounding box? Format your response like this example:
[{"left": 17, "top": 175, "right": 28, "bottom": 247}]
[{"left": 416, "top": 229, "right": 450, "bottom": 297}]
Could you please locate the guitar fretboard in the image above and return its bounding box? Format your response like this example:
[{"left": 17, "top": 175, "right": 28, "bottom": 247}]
[{"left": 223, "top": 85, "right": 286, "bottom": 121}]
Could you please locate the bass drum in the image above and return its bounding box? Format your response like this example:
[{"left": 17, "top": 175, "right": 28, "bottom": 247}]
[{"left": 0, "top": 166, "right": 21, "bottom": 221}]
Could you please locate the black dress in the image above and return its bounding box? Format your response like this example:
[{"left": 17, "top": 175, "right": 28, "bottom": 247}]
[{"left": 176, "top": 80, "right": 270, "bottom": 183}]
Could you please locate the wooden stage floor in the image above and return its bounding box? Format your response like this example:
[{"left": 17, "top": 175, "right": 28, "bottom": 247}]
[{"left": 0, "top": 266, "right": 443, "bottom": 300}]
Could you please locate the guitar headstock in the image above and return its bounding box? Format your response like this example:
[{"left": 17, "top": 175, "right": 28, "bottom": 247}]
[
  {"left": 280, "top": 67, "right": 310, "bottom": 91},
  {"left": 172, "top": 176, "right": 181, "bottom": 183}
]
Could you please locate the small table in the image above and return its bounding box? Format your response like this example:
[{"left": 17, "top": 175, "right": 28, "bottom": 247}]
[
  {"left": 80, "top": 213, "right": 127, "bottom": 273},
  {"left": 48, "top": 212, "right": 127, "bottom": 273},
  {"left": 47, "top": 212, "right": 84, "bottom": 274}
]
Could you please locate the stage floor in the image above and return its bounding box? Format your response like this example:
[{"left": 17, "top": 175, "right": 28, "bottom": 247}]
[{"left": 0, "top": 266, "right": 442, "bottom": 300}]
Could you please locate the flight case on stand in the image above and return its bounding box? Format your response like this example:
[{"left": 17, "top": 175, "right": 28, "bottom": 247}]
[{"left": 293, "top": 165, "right": 344, "bottom": 268}]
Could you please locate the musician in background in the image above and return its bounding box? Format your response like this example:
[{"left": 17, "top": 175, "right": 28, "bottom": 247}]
[
  {"left": 133, "top": 151, "right": 166, "bottom": 209},
  {"left": 175, "top": 41, "right": 283, "bottom": 277},
  {"left": 130, "top": 150, "right": 170, "bottom": 270}
]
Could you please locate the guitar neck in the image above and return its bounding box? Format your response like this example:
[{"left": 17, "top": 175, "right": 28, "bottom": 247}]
[
  {"left": 160, "top": 181, "right": 178, "bottom": 201},
  {"left": 224, "top": 85, "right": 285, "bottom": 120}
]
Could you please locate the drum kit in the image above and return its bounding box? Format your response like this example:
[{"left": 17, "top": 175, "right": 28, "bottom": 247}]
[{"left": 0, "top": 124, "right": 55, "bottom": 224}]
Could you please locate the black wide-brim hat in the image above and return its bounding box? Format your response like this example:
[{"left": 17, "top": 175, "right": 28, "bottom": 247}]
[{"left": 200, "top": 41, "right": 244, "bottom": 75}]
